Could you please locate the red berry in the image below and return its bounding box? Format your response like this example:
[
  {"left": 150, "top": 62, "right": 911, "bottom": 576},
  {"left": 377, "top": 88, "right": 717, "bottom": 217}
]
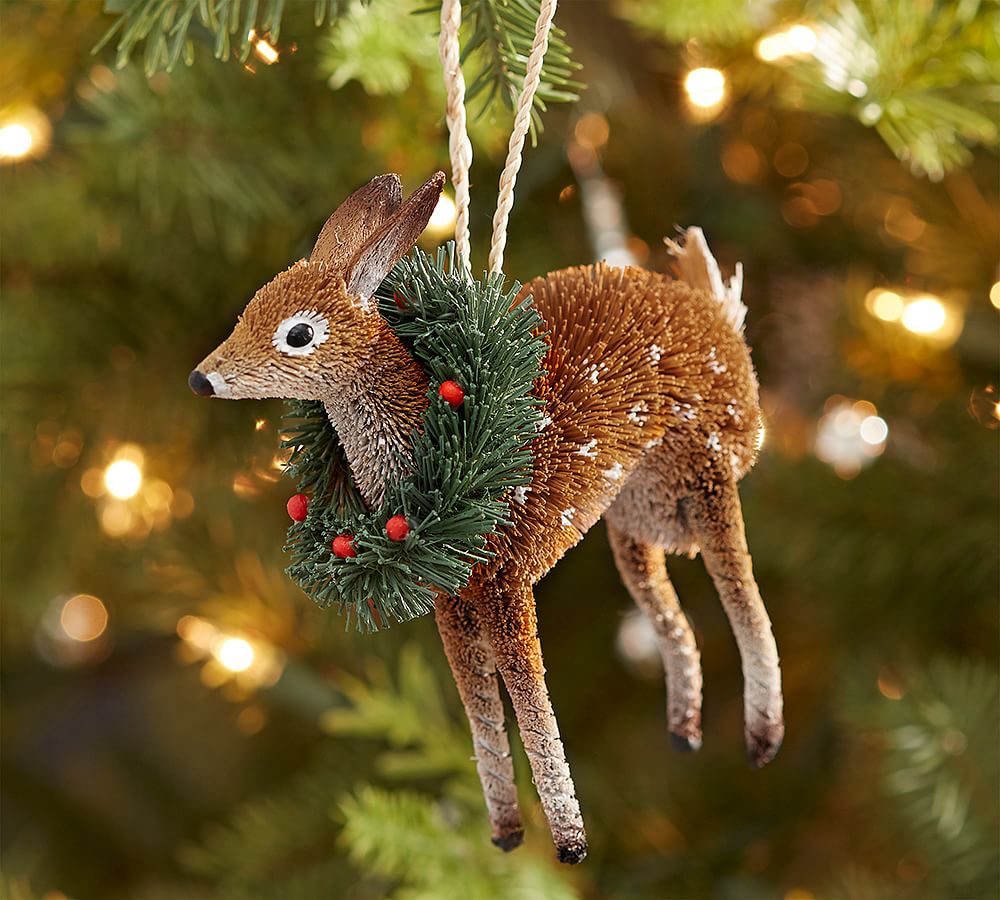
[
  {"left": 286, "top": 493, "right": 309, "bottom": 522},
  {"left": 393, "top": 290, "right": 408, "bottom": 310},
  {"left": 332, "top": 534, "right": 357, "bottom": 558},
  {"left": 385, "top": 514, "right": 410, "bottom": 541},
  {"left": 438, "top": 380, "right": 465, "bottom": 407}
]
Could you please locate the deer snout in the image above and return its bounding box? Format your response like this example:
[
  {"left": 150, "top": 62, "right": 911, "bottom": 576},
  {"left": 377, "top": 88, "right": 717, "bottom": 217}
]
[{"left": 188, "top": 369, "right": 214, "bottom": 396}]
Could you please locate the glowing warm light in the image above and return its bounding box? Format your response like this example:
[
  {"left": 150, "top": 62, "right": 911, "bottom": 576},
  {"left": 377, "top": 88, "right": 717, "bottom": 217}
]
[
  {"left": 877, "top": 669, "right": 905, "bottom": 700},
  {"left": 787, "top": 25, "right": 817, "bottom": 53},
  {"left": 815, "top": 398, "right": 886, "bottom": 478},
  {"left": 426, "top": 193, "right": 457, "bottom": 237},
  {"left": 104, "top": 459, "right": 142, "bottom": 499},
  {"left": 755, "top": 423, "right": 766, "bottom": 451},
  {"left": 866, "top": 289, "right": 904, "bottom": 322},
  {"left": 859, "top": 415, "right": 888, "bottom": 445},
  {"left": 901, "top": 296, "right": 947, "bottom": 335},
  {"left": 0, "top": 124, "right": 33, "bottom": 159},
  {"left": 252, "top": 38, "right": 279, "bottom": 64},
  {"left": 216, "top": 637, "right": 255, "bottom": 672},
  {"left": 989, "top": 281, "right": 1000, "bottom": 310},
  {"left": 255, "top": 418, "right": 267, "bottom": 431},
  {"left": 574, "top": 112, "right": 610, "bottom": 150},
  {"left": 684, "top": 67, "right": 726, "bottom": 109},
  {"left": 755, "top": 24, "right": 817, "bottom": 62},
  {"left": 0, "top": 107, "right": 52, "bottom": 163},
  {"left": 60, "top": 594, "right": 109, "bottom": 642}
]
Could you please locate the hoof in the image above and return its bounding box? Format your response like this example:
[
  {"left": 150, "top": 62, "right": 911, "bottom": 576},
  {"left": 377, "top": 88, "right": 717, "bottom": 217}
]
[
  {"left": 491, "top": 830, "right": 524, "bottom": 853},
  {"left": 670, "top": 731, "right": 702, "bottom": 753},
  {"left": 746, "top": 721, "right": 784, "bottom": 768},
  {"left": 556, "top": 842, "right": 588, "bottom": 865}
]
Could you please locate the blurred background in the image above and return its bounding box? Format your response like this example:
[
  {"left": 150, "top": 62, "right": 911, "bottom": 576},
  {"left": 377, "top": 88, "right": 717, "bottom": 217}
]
[{"left": 2, "top": 1, "right": 998, "bottom": 898}]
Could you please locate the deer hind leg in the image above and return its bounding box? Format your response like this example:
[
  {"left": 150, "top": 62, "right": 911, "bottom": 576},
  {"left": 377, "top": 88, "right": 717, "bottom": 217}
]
[
  {"left": 476, "top": 581, "right": 588, "bottom": 864},
  {"left": 434, "top": 595, "right": 522, "bottom": 851},
  {"left": 686, "top": 475, "right": 784, "bottom": 767},
  {"left": 606, "top": 524, "right": 704, "bottom": 751}
]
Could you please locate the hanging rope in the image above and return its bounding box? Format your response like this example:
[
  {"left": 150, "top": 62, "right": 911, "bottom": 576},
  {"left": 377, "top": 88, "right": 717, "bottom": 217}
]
[
  {"left": 439, "top": 0, "right": 558, "bottom": 275},
  {"left": 488, "top": 0, "right": 558, "bottom": 275},
  {"left": 438, "top": 0, "right": 474, "bottom": 273}
]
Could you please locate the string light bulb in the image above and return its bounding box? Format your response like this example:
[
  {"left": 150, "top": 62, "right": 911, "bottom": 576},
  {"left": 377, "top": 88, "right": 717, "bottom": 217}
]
[
  {"left": 0, "top": 107, "right": 52, "bottom": 163},
  {"left": 901, "top": 296, "right": 947, "bottom": 335},
  {"left": 683, "top": 67, "right": 727, "bottom": 113},
  {"left": 425, "top": 193, "right": 457, "bottom": 238},
  {"left": 755, "top": 24, "right": 817, "bottom": 62},
  {"left": 104, "top": 458, "right": 143, "bottom": 499},
  {"left": 216, "top": 637, "right": 255, "bottom": 672}
]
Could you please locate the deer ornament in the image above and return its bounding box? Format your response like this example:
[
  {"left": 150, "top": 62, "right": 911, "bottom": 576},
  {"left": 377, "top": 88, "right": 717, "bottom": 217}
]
[{"left": 189, "top": 172, "right": 784, "bottom": 865}]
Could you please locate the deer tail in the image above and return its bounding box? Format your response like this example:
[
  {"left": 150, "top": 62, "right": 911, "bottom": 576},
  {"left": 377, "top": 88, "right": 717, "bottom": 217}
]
[{"left": 664, "top": 227, "right": 747, "bottom": 335}]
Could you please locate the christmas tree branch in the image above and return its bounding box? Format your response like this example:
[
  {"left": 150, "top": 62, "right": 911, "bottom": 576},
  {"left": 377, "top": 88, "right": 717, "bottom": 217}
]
[
  {"left": 95, "top": 0, "right": 354, "bottom": 75},
  {"left": 461, "top": 0, "right": 581, "bottom": 137}
]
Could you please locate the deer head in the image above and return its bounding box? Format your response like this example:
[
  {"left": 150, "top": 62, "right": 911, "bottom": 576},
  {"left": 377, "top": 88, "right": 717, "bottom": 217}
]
[{"left": 188, "top": 172, "right": 445, "bottom": 402}]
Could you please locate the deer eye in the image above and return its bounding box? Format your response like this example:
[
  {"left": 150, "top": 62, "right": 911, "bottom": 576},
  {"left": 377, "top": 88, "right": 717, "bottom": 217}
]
[{"left": 273, "top": 311, "right": 329, "bottom": 357}]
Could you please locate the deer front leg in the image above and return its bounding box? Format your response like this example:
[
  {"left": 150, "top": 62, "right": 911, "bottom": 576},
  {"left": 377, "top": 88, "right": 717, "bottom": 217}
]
[
  {"left": 434, "top": 595, "right": 523, "bottom": 851},
  {"left": 607, "top": 525, "right": 704, "bottom": 751},
  {"left": 477, "top": 582, "right": 588, "bottom": 865},
  {"left": 686, "top": 476, "right": 784, "bottom": 767}
]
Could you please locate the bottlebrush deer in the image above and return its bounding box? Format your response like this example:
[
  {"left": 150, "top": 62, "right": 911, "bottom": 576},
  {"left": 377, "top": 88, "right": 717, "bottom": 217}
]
[{"left": 189, "top": 172, "right": 784, "bottom": 865}]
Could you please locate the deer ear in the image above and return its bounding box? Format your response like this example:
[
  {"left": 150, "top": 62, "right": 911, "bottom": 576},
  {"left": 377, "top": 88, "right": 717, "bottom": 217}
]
[
  {"left": 310, "top": 174, "right": 403, "bottom": 271},
  {"left": 344, "top": 171, "right": 446, "bottom": 305}
]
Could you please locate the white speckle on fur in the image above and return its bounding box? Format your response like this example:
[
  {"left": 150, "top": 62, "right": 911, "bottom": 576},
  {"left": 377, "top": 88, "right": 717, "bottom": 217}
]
[
  {"left": 707, "top": 347, "right": 727, "bottom": 373},
  {"left": 513, "top": 485, "right": 530, "bottom": 505},
  {"left": 707, "top": 432, "right": 722, "bottom": 453},
  {"left": 603, "top": 461, "right": 623, "bottom": 481},
  {"left": 643, "top": 437, "right": 662, "bottom": 449},
  {"left": 726, "top": 401, "right": 742, "bottom": 422},
  {"left": 671, "top": 627, "right": 683, "bottom": 639},
  {"left": 535, "top": 415, "right": 552, "bottom": 432},
  {"left": 560, "top": 507, "right": 576, "bottom": 527},
  {"left": 587, "top": 364, "right": 600, "bottom": 384},
  {"left": 577, "top": 438, "right": 598, "bottom": 458},
  {"left": 648, "top": 343, "right": 664, "bottom": 364},
  {"left": 729, "top": 451, "right": 742, "bottom": 472},
  {"left": 680, "top": 645, "right": 694, "bottom": 656},
  {"left": 672, "top": 401, "right": 697, "bottom": 422},
  {"left": 628, "top": 400, "right": 649, "bottom": 426}
]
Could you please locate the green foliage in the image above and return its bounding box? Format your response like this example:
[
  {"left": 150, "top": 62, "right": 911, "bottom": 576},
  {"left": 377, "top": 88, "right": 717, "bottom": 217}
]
[
  {"left": 461, "top": 0, "right": 581, "bottom": 138},
  {"left": 618, "top": 0, "right": 1000, "bottom": 179},
  {"left": 319, "top": 0, "right": 439, "bottom": 95},
  {"left": 788, "top": 0, "right": 1000, "bottom": 179},
  {"left": 179, "top": 756, "right": 347, "bottom": 898},
  {"left": 618, "top": 0, "right": 760, "bottom": 44},
  {"left": 96, "top": 0, "right": 351, "bottom": 75},
  {"left": 339, "top": 786, "right": 578, "bottom": 900},
  {"left": 97, "top": 0, "right": 581, "bottom": 131},
  {"left": 181, "top": 647, "right": 576, "bottom": 899},
  {"left": 327, "top": 647, "right": 578, "bottom": 899},
  {"left": 283, "top": 244, "right": 546, "bottom": 631},
  {"left": 835, "top": 658, "right": 1000, "bottom": 898}
]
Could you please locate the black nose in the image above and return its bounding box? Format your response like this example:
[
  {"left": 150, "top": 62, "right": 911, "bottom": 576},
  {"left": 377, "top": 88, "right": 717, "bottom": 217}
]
[{"left": 188, "top": 369, "right": 214, "bottom": 396}]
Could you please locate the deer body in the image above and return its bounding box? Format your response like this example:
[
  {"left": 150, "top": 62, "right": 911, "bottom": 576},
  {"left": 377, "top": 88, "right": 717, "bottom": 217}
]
[{"left": 190, "top": 174, "right": 784, "bottom": 865}]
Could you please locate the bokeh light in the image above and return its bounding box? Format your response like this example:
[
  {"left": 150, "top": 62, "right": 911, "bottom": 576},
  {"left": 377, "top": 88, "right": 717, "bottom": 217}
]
[
  {"left": 901, "top": 296, "right": 947, "bottom": 335},
  {"left": 216, "top": 637, "right": 255, "bottom": 672},
  {"left": 104, "top": 459, "right": 142, "bottom": 499},
  {"left": 425, "top": 193, "right": 457, "bottom": 238},
  {"left": 0, "top": 107, "right": 51, "bottom": 163},
  {"left": 683, "top": 67, "right": 726, "bottom": 114},
  {"left": 60, "top": 594, "right": 109, "bottom": 642}
]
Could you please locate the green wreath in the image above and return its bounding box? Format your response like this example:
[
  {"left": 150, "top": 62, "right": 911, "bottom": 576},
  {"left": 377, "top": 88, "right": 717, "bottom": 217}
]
[{"left": 281, "top": 244, "right": 547, "bottom": 632}]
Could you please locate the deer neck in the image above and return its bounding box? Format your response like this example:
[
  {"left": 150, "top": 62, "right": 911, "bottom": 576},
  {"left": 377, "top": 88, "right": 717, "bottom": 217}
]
[{"left": 320, "top": 327, "right": 429, "bottom": 509}]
